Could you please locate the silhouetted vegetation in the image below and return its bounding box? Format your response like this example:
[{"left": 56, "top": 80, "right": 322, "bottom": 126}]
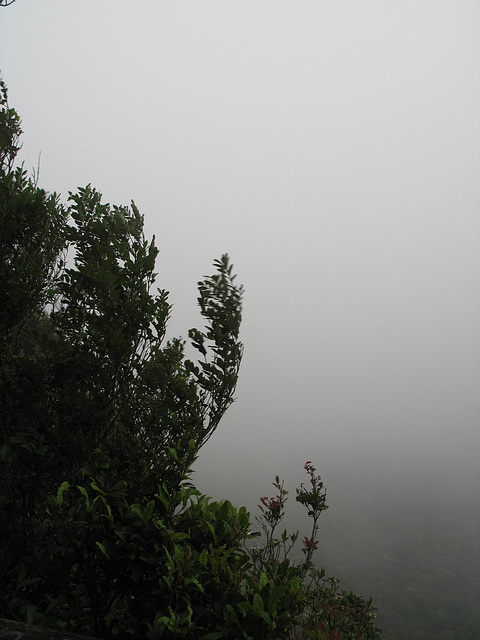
[{"left": 0, "top": 77, "right": 385, "bottom": 639}]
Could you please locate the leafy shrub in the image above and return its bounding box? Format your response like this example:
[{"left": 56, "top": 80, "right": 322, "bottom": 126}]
[
  {"left": 0, "top": 77, "right": 384, "bottom": 640},
  {"left": 232, "top": 462, "right": 383, "bottom": 640}
]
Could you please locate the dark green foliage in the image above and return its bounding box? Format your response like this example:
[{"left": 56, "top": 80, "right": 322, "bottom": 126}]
[
  {"left": 36, "top": 451, "right": 253, "bottom": 639},
  {"left": 0, "top": 78, "right": 383, "bottom": 640},
  {"left": 0, "top": 79, "right": 245, "bottom": 636},
  {"left": 0, "top": 82, "right": 67, "bottom": 339}
]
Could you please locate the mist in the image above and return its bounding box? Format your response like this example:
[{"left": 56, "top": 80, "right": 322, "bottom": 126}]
[{"left": 1, "top": 1, "right": 479, "bottom": 638}]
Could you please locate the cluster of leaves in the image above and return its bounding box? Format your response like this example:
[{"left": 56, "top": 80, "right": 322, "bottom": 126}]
[
  {"left": 35, "top": 447, "right": 255, "bottom": 639},
  {"left": 0, "top": 78, "right": 383, "bottom": 639}
]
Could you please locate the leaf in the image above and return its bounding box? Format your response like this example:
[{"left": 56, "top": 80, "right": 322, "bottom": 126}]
[
  {"left": 260, "top": 610, "right": 272, "bottom": 625},
  {"left": 77, "top": 485, "right": 90, "bottom": 511},
  {"left": 155, "top": 485, "right": 170, "bottom": 510},
  {"left": 185, "top": 577, "right": 204, "bottom": 592},
  {"left": 90, "top": 480, "right": 105, "bottom": 496},
  {"left": 95, "top": 541, "right": 108, "bottom": 557},
  {"left": 267, "top": 584, "right": 285, "bottom": 615},
  {"left": 236, "top": 601, "right": 252, "bottom": 616},
  {"left": 217, "top": 500, "right": 231, "bottom": 522},
  {"left": 56, "top": 481, "right": 70, "bottom": 506},
  {"left": 258, "top": 571, "right": 269, "bottom": 591},
  {"left": 0, "top": 444, "right": 11, "bottom": 461},
  {"left": 252, "top": 592, "right": 264, "bottom": 614},
  {"left": 288, "top": 575, "right": 300, "bottom": 594},
  {"left": 238, "top": 506, "right": 250, "bottom": 527}
]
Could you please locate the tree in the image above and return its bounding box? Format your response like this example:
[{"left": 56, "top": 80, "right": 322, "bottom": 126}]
[
  {"left": 0, "top": 78, "right": 384, "bottom": 640},
  {"left": 0, "top": 78, "right": 245, "bottom": 636}
]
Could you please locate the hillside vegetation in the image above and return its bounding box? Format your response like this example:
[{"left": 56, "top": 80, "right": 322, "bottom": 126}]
[{"left": 0, "top": 78, "right": 384, "bottom": 640}]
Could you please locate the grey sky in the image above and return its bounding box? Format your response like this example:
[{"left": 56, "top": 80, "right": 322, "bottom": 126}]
[{"left": 1, "top": 1, "right": 479, "bottom": 519}]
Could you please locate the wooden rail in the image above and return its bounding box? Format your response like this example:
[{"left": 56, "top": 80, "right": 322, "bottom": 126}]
[{"left": 0, "top": 619, "right": 101, "bottom": 640}]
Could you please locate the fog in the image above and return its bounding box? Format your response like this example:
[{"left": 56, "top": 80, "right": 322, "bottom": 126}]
[{"left": 1, "top": 1, "right": 479, "bottom": 637}]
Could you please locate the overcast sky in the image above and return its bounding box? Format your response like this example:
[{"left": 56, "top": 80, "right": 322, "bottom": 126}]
[{"left": 1, "top": 1, "right": 479, "bottom": 523}]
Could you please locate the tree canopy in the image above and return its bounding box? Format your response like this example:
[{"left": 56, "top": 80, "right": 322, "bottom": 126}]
[{"left": 0, "top": 75, "right": 245, "bottom": 634}]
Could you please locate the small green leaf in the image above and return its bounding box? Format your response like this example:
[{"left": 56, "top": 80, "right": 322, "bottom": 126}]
[
  {"left": 198, "top": 549, "right": 208, "bottom": 566},
  {"left": 90, "top": 481, "right": 105, "bottom": 495},
  {"left": 155, "top": 485, "right": 170, "bottom": 510},
  {"left": 288, "top": 575, "right": 300, "bottom": 594},
  {"left": 77, "top": 485, "right": 90, "bottom": 510},
  {"left": 0, "top": 444, "right": 11, "bottom": 461},
  {"left": 258, "top": 571, "right": 268, "bottom": 591},
  {"left": 56, "top": 481, "right": 70, "bottom": 506},
  {"left": 252, "top": 592, "right": 264, "bottom": 614},
  {"left": 217, "top": 500, "right": 231, "bottom": 522},
  {"left": 238, "top": 506, "right": 249, "bottom": 527}
]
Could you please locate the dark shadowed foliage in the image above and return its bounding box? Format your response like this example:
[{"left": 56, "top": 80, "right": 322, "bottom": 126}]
[{"left": 0, "top": 78, "right": 384, "bottom": 640}]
